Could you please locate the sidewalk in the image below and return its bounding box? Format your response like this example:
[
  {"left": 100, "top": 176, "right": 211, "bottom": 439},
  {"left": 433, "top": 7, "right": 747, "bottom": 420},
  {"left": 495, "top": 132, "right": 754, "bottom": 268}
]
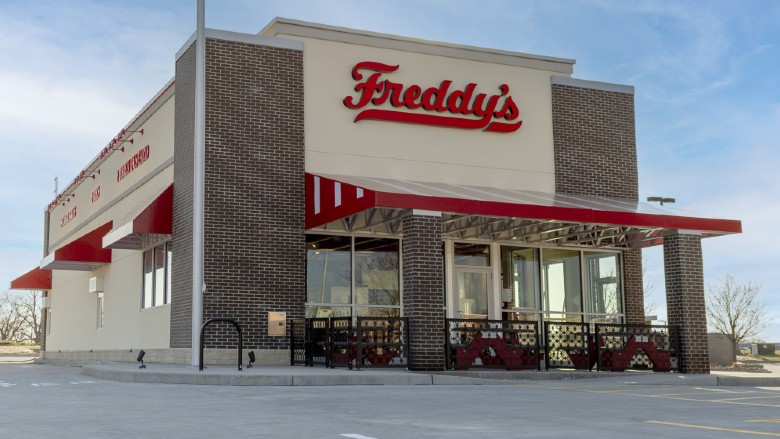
[{"left": 81, "top": 362, "right": 780, "bottom": 387}]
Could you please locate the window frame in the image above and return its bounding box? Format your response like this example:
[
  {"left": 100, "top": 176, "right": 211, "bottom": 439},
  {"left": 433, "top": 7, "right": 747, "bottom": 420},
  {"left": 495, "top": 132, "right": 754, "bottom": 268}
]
[
  {"left": 305, "top": 233, "right": 402, "bottom": 321},
  {"left": 141, "top": 241, "right": 172, "bottom": 309}
]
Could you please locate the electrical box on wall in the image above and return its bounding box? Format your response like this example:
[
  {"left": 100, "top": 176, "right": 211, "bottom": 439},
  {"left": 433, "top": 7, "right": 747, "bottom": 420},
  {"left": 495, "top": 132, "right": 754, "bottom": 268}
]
[
  {"left": 268, "top": 311, "right": 286, "bottom": 336},
  {"left": 88, "top": 276, "right": 104, "bottom": 293}
]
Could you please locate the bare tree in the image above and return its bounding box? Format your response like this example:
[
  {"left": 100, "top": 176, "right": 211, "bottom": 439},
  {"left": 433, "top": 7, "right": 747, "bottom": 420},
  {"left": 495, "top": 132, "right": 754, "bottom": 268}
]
[
  {"left": 0, "top": 292, "right": 25, "bottom": 341},
  {"left": 706, "top": 275, "right": 770, "bottom": 349},
  {"left": 14, "top": 291, "right": 42, "bottom": 344},
  {"left": 0, "top": 291, "right": 42, "bottom": 344},
  {"left": 643, "top": 261, "right": 660, "bottom": 317}
]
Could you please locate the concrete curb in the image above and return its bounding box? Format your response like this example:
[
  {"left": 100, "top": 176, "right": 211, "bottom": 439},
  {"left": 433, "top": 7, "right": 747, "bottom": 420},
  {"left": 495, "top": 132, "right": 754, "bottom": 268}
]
[
  {"left": 717, "top": 375, "right": 780, "bottom": 387},
  {"left": 83, "top": 364, "right": 437, "bottom": 386},
  {"left": 82, "top": 364, "right": 780, "bottom": 387}
]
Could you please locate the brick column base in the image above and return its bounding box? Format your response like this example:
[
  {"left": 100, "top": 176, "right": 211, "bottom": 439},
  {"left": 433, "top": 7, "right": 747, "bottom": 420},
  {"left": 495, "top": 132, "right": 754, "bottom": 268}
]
[
  {"left": 402, "top": 214, "right": 445, "bottom": 371},
  {"left": 664, "top": 232, "right": 709, "bottom": 374},
  {"left": 40, "top": 306, "right": 48, "bottom": 351}
]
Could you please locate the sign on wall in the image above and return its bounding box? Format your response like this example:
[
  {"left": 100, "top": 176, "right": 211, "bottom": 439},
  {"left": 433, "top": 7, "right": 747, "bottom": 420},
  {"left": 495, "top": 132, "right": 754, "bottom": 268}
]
[{"left": 343, "top": 61, "right": 523, "bottom": 133}]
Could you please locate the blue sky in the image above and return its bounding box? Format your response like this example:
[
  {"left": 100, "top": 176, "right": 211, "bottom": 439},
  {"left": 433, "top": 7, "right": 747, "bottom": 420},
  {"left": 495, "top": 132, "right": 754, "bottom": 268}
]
[{"left": 1, "top": 0, "right": 778, "bottom": 340}]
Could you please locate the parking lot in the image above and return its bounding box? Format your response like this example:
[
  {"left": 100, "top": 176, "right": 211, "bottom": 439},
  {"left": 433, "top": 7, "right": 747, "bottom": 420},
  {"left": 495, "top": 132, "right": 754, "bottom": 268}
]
[{"left": 1, "top": 363, "right": 779, "bottom": 438}]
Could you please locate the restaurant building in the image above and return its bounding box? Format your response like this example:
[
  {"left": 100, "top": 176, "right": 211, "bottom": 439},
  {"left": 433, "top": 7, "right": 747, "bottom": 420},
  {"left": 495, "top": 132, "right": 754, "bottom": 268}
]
[{"left": 9, "top": 18, "right": 741, "bottom": 373}]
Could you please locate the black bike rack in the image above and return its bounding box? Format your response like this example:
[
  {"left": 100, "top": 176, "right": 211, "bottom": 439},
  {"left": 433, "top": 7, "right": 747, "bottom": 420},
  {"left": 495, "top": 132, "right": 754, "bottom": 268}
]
[{"left": 199, "top": 317, "right": 243, "bottom": 371}]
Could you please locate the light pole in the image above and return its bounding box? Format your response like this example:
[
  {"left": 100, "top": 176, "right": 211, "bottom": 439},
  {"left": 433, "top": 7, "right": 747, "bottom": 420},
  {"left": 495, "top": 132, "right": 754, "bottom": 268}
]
[{"left": 192, "top": 0, "right": 206, "bottom": 368}]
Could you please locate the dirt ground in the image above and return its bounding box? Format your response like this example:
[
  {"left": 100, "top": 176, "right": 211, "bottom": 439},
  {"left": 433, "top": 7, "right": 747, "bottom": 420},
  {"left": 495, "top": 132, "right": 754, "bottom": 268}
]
[{"left": 0, "top": 345, "right": 40, "bottom": 356}]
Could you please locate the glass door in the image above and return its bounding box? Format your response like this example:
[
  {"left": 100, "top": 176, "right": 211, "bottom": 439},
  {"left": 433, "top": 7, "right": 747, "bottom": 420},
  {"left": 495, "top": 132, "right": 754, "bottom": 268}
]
[{"left": 454, "top": 267, "right": 491, "bottom": 319}]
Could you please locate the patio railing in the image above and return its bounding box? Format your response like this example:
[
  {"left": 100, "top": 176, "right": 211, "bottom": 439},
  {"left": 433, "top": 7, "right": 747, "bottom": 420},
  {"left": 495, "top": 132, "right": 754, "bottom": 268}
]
[
  {"left": 445, "top": 319, "right": 541, "bottom": 370},
  {"left": 290, "top": 317, "right": 409, "bottom": 369}
]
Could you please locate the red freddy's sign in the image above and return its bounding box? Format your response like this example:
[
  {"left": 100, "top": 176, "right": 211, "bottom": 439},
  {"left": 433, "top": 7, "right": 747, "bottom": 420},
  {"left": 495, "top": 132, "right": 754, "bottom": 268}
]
[{"left": 343, "top": 61, "right": 522, "bottom": 132}]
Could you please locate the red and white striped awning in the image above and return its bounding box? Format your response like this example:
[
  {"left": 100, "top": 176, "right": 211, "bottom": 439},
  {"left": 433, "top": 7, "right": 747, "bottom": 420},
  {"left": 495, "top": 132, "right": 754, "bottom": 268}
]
[{"left": 305, "top": 173, "right": 741, "bottom": 247}]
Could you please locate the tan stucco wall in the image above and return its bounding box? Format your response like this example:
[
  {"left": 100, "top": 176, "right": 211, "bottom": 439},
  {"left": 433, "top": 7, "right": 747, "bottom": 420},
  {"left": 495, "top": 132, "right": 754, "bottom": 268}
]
[
  {"left": 45, "top": 94, "right": 175, "bottom": 352},
  {"left": 280, "top": 35, "right": 562, "bottom": 192},
  {"left": 48, "top": 96, "right": 175, "bottom": 249}
]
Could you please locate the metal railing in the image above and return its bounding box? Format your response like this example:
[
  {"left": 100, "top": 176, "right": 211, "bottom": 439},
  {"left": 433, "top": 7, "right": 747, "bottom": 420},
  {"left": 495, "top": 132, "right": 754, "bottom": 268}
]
[
  {"left": 290, "top": 318, "right": 307, "bottom": 366},
  {"left": 544, "top": 322, "right": 593, "bottom": 370},
  {"left": 355, "top": 317, "right": 409, "bottom": 368},
  {"left": 445, "top": 319, "right": 540, "bottom": 370},
  {"left": 595, "top": 324, "right": 679, "bottom": 372},
  {"left": 289, "top": 317, "right": 409, "bottom": 369},
  {"left": 445, "top": 319, "right": 679, "bottom": 373}
]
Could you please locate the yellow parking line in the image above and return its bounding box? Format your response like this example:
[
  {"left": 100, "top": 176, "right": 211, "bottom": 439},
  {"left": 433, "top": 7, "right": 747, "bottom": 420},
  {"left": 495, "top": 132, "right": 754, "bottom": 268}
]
[
  {"left": 747, "top": 419, "right": 780, "bottom": 424},
  {"left": 660, "top": 396, "right": 780, "bottom": 408},
  {"left": 719, "top": 395, "right": 780, "bottom": 402},
  {"left": 648, "top": 391, "right": 758, "bottom": 398},
  {"left": 514, "top": 383, "right": 780, "bottom": 407},
  {"left": 646, "top": 420, "right": 780, "bottom": 436}
]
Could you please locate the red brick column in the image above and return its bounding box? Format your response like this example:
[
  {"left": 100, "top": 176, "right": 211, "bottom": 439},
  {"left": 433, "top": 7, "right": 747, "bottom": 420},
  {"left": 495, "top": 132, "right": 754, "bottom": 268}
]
[
  {"left": 664, "top": 232, "right": 709, "bottom": 373},
  {"left": 172, "top": 37, "right": 305, "bottom": 352},
  {"left": 402, "top": 214, "right": 445, "bottom": 371},
  {"left": 622, "top": 249, "right": 645, "bottom": 324}
]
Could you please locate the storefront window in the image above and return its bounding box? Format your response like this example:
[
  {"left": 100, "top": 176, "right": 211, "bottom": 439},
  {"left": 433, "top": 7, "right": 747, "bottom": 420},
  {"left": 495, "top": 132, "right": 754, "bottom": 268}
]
[
  {"left": 453, "top": 243, "right": 490, "bottom": 266},
  {"left": 306, "top": 235, "right": 351, "bottom": 311},
  {"left": 544, "top": 312, "right": 584, "bottom": 323},
  {"left": 355, "top": 237, "right": 400, "bottom": 309},
  {"left": 305, "top": 305, "right": 352, "bottom": 319},
  {"left": 306, "top": 234, "right": 401, "bottom": 319},
  {"left": 584, "top": 252, "right": 622, "bottom": 317},
  {"left": 500, "top": 247, "right": 539, "bottom": 310},
  {"left": 356, "top": 307, "right": 400, "bottom": 317},
  {"left": 455, "top": 270, "right": 488, "bottom": 318},
  {"left": 542, "top": 249, "right": 582, "bottom": 314}
]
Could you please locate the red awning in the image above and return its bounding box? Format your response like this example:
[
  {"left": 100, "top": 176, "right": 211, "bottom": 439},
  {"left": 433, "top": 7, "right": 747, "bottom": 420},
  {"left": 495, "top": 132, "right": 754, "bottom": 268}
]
[
  {"left": 103, "top": 184, "right": 173, "bottom": 250},
  {"left": 9, "top": 267, "right": 52, "bottom": 290},
  {"left": 305, "top": 173, "right": 741, "bottom": 248},
  {"left": 41, "top": 221, "right": 113, "bottom": 271}
]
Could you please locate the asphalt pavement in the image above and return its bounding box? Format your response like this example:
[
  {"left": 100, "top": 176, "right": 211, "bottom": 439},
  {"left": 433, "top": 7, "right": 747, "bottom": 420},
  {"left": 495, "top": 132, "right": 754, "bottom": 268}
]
[{"left": 1, "top": 362, "right": 779, "bottom": 438}]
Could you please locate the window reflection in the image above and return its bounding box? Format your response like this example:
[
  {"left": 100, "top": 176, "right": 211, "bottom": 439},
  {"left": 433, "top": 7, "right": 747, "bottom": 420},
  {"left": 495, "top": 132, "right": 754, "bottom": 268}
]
[
  {"left": 355, "top": 238, "right": 399, "bottom": 307},
  {"left": 584, "top": 252, "right": 622, "bottom": 315},
  {"left": 143, "top": 250, "right": 154, "bottom": 308},
  {"left": 454, "top": 243, "right": 490, "bottom": 266},
  {"left": 141, "top": 242, "right": 171, "bottom": 309},
  {"left": 542, "top": 249, "right": 582, "bottom": 314},
  {"left": 500, "top": 247, "right": 539, "bottom": 310},
  {"left": 306, "top": 235, "right": 401, "bottom": 319},
  {"left": 306, "top": 235, "right": 351, "bottom": 308}
]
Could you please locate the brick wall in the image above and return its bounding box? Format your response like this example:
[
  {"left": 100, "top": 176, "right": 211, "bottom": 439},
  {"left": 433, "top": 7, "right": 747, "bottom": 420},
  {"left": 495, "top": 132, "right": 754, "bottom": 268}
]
[
  {"left": 402, "top": 215, "right": 445, "bottom": 371},
  {"left": 552, "top": 83, "right": 638, "bottom": 200},
  {"left": 664, "top": 233, "right": 709, "bottom": 373},
  {"left": 551, "top": 82, "right": 644, "bottom": 324},
  {"left": 171, "top": 37, "right": 305, "bottom": 351},
  {"left": 622, "top": 249, "right": 645, "bottom": 324},
  {"left": 200, "top": 38, "right": 305, "bottom": 350},
  {"left": 171, "top": 43, "right": 196, "bottom": 348}
]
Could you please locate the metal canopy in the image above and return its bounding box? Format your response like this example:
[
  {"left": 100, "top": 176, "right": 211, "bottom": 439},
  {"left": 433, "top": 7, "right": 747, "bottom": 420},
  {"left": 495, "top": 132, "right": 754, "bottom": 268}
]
[
  {"left": 313, "top": 207, "right": 665, "bottom": 249},
  {"left": 306, "top": 173, "right": 740, "bottom": 249}
]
